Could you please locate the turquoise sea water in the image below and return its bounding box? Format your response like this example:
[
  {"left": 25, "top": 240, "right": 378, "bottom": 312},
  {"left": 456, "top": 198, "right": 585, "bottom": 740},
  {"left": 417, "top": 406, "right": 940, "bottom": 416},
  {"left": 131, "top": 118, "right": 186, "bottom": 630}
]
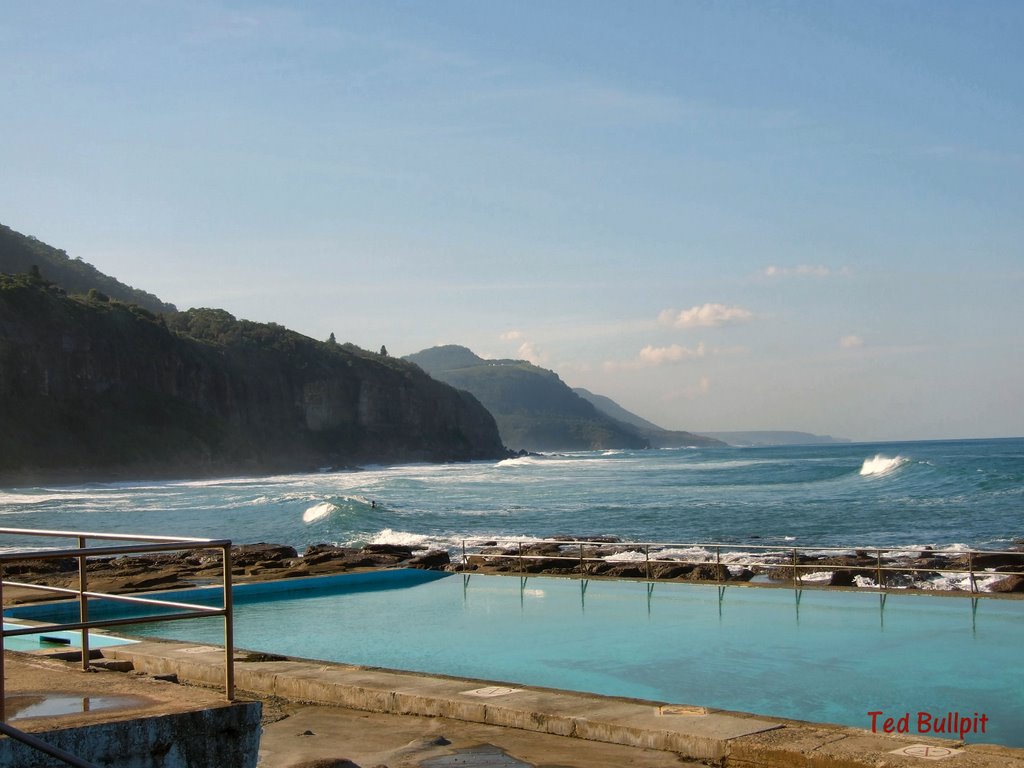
[
  {"left": 1, "top": 438, "right": 1021, "bottom": 554},
  {"left": 2, "top": 439, "right": 1022, "bottom": 744}
]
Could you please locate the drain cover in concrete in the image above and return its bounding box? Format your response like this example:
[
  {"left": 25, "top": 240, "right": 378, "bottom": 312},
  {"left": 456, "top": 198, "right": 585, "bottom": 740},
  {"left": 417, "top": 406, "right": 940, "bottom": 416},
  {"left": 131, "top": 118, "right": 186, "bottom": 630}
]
[
  {"left": 889, "top": 745, "right": 963, "bottom": 760},
  {"left": 420, "top": 744, "right": 533, "bottom": 767},
  {"left": 657, "top": 704, "right": 707, "bottom": 716},
  {"left": 459, "top": 686, "right": 521, "bottom": 698}
]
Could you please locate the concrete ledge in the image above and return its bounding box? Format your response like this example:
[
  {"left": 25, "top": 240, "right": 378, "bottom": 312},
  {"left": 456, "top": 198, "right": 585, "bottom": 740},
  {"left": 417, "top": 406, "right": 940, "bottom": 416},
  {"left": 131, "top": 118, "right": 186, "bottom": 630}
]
[
  {"left": 0, "top": 701, "right": 262, "bottom": 768},
  {"left": 101, "top": 640, "right": 1024, "bottom": 768}
]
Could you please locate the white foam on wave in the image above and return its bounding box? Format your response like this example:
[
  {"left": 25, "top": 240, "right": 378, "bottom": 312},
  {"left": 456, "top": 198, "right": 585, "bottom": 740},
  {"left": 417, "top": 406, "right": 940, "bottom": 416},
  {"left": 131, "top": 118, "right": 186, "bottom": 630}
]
[
  {"left": 302, "top": 502, "right": 338, "bottom": 523},
  {"left": 496, "top": 456, "right": 542, "bottom": 468},
  {"left": 859, "top": 455, "right": 907, "bottom": 477},
  {"left": 369, "top": 528, "right": 431, "bottom": 547}
]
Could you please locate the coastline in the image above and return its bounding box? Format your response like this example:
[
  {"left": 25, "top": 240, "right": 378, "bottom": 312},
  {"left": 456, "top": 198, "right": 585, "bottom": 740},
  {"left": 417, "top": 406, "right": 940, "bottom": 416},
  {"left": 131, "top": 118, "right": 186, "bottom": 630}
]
[{"left": 5, "top": 539, "right": 1023, "bottom": 607}]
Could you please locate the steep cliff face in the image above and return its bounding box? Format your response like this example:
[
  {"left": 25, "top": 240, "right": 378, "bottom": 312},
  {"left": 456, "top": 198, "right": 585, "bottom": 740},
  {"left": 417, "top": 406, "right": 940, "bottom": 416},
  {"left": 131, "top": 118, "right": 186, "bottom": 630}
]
[
  {"left": 0, "top": 275, "right": 505, "bottom": 482},
  {"left": 404, "top": 345, "right": 649, "bottom": 451}
]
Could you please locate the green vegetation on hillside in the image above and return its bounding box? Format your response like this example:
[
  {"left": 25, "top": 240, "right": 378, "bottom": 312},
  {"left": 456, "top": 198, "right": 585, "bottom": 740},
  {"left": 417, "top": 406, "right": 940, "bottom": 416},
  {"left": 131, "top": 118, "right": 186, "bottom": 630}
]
[
  {"left": 574, "top": 387, "right": 724, "bottom": 448},
  {"left": 0, "top": 223, "right": 176, "bottom": 314},
  {"left": 0, "top": 273, "right": 505, "bottom": 483},
  {"left": 405, "top": 345, "right": 649, "bottom": 451}
]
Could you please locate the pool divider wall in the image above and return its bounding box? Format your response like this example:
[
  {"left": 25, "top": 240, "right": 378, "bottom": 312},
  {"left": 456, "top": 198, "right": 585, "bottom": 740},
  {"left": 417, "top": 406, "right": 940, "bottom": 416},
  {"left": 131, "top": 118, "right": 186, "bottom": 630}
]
[{"left": 4, "top": 567, "right": 451, "bottom": 623}]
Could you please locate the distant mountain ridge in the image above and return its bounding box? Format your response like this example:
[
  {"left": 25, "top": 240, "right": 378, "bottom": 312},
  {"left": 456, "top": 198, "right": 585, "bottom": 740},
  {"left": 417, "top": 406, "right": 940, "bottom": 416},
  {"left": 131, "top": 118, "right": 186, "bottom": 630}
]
[
  {"left": 404, "top": 345, "right": 644, "bottom": 451},
  {"left": 696, "top": 431, "right": 851, "bottom": 446},
  {"left": 405, "top": 345, "right": 720, "bottom": 451},
  {"left": 0, "top": 223, "right": 176, "bottom": 314},
  {"left": 573, "top": 388, "right": 723, "bottom": 449}
]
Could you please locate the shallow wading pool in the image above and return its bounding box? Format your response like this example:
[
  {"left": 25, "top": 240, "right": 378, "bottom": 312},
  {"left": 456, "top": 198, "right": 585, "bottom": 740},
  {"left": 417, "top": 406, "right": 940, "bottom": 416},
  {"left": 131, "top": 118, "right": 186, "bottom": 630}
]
[{"left": 7, "top": 570, "right": 1022, "bottom": 746}]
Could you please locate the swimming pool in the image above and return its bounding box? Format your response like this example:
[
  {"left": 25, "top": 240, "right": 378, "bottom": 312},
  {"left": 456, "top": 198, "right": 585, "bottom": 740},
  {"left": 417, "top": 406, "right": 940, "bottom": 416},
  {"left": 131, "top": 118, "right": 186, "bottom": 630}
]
[
  {"left": 2, "top": 622, "right": 138, "bottom": 653},
  {"left": 8, "top": 571, "right": 1022, "bottom": 746}
]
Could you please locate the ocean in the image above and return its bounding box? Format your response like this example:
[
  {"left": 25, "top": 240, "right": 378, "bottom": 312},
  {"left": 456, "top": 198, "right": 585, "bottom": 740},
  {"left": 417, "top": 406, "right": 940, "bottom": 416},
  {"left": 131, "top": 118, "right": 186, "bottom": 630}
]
[{"left": 1, "top": 438, "right": 1021, "bottom": 564}]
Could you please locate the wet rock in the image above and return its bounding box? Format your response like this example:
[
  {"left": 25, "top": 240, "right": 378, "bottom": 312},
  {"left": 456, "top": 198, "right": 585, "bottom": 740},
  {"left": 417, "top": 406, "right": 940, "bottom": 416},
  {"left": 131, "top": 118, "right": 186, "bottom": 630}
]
[
  {"left": 829, "top": 569, "right": 857, "bottom": 587},
  {"left": 728, "top": 567, "right": 756, "bottom": 582},
  {"left": 406, "top": 549, "right": 451, "bottom": 569},
  {"left": 362, "top": 543, "right": 415, "bottom": 558},
  {"left": 652, "top": 564, "right": 693, "bottom": 580},
  {"left": 990, "top": 574, "right": 1024, "bottom": 593},
  {"left": 232, "top": 543, "right": 298, "bottom": 566},
  {"left": 688, "top": 564, "right": 727, "bottom": 581}
]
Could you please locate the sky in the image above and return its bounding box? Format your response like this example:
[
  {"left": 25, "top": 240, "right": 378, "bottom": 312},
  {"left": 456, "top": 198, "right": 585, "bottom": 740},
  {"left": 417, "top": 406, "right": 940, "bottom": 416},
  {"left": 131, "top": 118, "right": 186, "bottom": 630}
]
[{"left": 2, "top": 1, "right": 1022, "bottom": 442}]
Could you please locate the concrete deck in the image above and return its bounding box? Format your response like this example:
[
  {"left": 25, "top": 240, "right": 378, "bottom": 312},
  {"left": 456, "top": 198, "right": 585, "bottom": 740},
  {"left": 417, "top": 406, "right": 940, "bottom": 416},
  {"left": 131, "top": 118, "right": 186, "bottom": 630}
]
[{"left": 87, "top": 639, "right": 1024, "bottom": 768}]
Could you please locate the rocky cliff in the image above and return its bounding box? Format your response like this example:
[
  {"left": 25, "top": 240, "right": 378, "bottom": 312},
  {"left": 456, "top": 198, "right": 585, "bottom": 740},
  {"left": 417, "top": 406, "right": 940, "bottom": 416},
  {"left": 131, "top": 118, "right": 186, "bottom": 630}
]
[
  {"left": 404, "top": 345, "right": 648, "bottom": 451},
  {"left": 0, "top": 274, "right": 506, "bottom": 483}
]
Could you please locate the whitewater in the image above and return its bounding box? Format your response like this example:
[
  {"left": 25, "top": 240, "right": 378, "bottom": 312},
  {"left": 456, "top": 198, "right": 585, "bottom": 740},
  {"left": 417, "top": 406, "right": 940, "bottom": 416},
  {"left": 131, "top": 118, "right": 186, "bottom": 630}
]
[{"left": 1, "top": 439, "right": 1021, "bottom": 564}]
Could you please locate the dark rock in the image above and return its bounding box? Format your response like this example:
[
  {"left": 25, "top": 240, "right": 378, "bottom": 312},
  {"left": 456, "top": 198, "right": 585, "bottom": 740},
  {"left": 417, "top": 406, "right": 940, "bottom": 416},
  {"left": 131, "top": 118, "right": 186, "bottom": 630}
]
[
  {"left": 361, "top": 544, "right": 415, "bottom": 558},
  {"left": 829, "top": 569, "right": 857, "bottom": 587},
  {"left": 406, "top": 550, "right": 451, "bottom": 569},
  {"left": 688, "top": 564, "right": 727, "bottom": 581},
  {"left": 950, "top": 553, "right": 1024, "bottom": 570},
  {"left": 652, "top": 564, "right": 693, "bottom": 580},
  {"left": 2, "top": 558, "right": 77, "bottom": 575},
  {"left": 990, "top": 575, "right": 1024, "bottom": 593},
  {"left": 604, "top": 564, "right": 646, "bottom": 578},
  {"left": 524, "top": 543, "right": 564, "bottom": 557},
  {"left": 729, "top": 568, "right": 755, "bottom": 582},
  {"left": 232, "top": 543, "right": 298, "bottom": 567}
]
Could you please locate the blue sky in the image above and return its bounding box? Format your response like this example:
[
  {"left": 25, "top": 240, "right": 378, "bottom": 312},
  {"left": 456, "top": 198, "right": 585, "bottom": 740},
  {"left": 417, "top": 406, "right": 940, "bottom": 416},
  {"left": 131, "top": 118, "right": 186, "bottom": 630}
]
[{"left": 2, "top": 1, "right": 1022, "bottom": 441}]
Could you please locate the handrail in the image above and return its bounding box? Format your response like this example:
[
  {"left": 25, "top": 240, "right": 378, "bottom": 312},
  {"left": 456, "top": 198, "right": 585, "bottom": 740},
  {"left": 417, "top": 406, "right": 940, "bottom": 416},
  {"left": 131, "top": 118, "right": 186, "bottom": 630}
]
[
  {"left": 0, "top": 527, "right": 235, "bottom": 735},
  {"left": 458, "top": 537, "right": 1024, "bottom": 594}
]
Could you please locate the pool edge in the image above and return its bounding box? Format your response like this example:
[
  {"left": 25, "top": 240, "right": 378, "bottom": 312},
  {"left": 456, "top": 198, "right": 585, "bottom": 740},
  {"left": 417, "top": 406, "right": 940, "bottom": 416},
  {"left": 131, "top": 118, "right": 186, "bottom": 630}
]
[{"left": 98, "top": 638, "right": 1023, "bottom": 768}]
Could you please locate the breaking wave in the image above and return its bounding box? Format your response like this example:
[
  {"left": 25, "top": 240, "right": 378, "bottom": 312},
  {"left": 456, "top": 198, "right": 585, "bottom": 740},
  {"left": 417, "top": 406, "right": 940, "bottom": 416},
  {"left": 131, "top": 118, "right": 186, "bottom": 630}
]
[
  {"left": 859, "top": 455, "right": 907, "bottom": 477},
  {"left": 302, "top": 502, "right": 337, "bottom": 523}
]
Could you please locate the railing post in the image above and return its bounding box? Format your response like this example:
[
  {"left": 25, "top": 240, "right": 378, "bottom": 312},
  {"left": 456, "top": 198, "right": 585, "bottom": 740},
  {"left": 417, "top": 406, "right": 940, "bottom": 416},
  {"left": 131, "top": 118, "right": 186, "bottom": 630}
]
[
  {"left": 717, "top": 546, "right": 723, "bottom": 582},
  {"left": 968, "top": 551, "right": 976, "bottom": 593},
  {"left": 78, "top": 535, "right": 90, "bottom": 672},
  {"left": 645, "top": 544, "right": 650, "bottom": 581},
  {"left": 579, "top": 542, "right": 585, "bottom": 576},
  {"left": 876, "top": 549, "right": 883, "bottom": 590},
  {"left": 518, "top": 541, "right": 523, "bottom": 576},
  {"left": 462, "top": 539, "right": 467, "bottom": 570},
  {"left": 792, "top": 548, "right": 800, "bottom": 587},
  {"left": 222, "top": 544, "right": 235, "bottom": 702},
  {"left": 1, "top": 562, "right": 5, "bottom": 723}
]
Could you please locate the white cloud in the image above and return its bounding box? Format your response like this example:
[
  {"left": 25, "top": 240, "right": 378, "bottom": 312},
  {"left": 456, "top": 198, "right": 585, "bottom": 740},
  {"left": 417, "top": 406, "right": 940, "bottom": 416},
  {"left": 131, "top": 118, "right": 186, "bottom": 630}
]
[
  {"left": 500, "top": 330, "right": 524, "bottom": 341},
  {"left": 840, "top": 334, "right": 864, "bottom": 349},
  {"left": 639, "top": 343, "right": 706, "bottom": 365},
  {"left": 517, "top": 341, "right": 543, "bottom": 365},
  {"left": 659, "top": 304, "right": 753, "bottom": 329},
  {"left": 763, "top": 264, "right": 850, "bottom": 278},
  {"left": 606, "top": 343, "right": 707, "bottom": 371}
]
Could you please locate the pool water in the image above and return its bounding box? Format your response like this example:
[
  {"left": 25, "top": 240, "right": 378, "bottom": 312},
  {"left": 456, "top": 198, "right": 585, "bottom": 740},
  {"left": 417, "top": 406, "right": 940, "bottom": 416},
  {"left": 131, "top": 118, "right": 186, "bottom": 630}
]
[
  {"left": 11, "top": 573, "right": 1023, "bottom": 746},
  {"left": 2, "top": 622, "right": 137, "bottom": 652}
]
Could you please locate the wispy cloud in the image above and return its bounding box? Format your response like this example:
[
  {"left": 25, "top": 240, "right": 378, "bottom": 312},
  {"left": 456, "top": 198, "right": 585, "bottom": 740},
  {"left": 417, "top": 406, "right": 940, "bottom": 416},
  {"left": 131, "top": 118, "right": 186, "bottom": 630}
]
[
  {"left": 762, "top": 265, "right": 851, "bottom": 278},
  {"left": 516, "top": 341, "right": 543, "bottom": 365},
  {"left": 605, "top": 343, "right": 706, "bottom": 371},
  {"left": 659, "top": 304, "right": 753, "bottom": 329},
  {"left": 839, "top": 334, "right": 864, "bottom": 349},
  {"left": 500, "top": 330, "right": 524, "bottom": 341}
]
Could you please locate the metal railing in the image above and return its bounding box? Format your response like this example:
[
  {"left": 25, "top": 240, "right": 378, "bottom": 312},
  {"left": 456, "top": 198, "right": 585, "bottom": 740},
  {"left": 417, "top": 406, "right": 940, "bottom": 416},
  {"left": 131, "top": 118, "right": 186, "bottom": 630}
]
[
  {"left": 457, "top": 537, "right": 1024, "bottom": 594},
  {"left": 0, "top": 527, "right": 235, "bottom": 729}
]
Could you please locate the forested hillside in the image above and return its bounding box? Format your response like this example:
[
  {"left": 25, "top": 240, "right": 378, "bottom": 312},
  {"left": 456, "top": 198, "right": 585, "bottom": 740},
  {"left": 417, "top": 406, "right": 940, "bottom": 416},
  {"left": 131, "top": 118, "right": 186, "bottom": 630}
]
[
  {"left": 0, "top": 273, "right": 506, "bottom": 483},
  {"left": 405, "top": 345, "right": 648, "bottom": 451},
  {"left": 0, "top": 223, "right": 175, "bottom": 314}
]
